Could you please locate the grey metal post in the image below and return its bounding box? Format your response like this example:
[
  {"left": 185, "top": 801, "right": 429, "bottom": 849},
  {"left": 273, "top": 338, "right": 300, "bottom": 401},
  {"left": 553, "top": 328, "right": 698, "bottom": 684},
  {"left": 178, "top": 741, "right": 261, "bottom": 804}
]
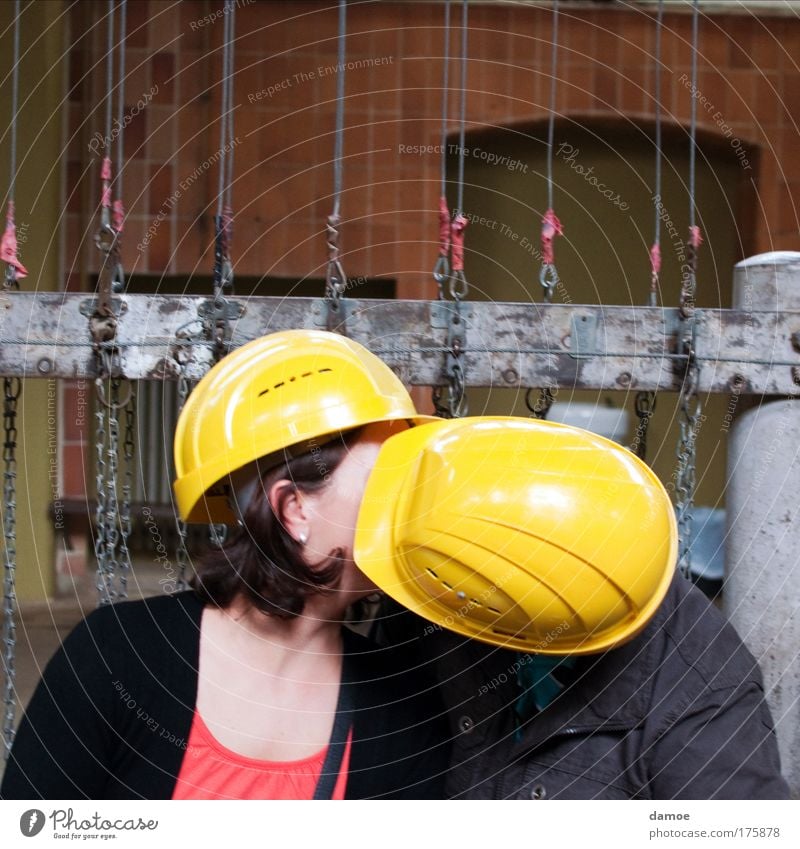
[{"left": 724, "top": 251, "right": 800, "bottom": 797}]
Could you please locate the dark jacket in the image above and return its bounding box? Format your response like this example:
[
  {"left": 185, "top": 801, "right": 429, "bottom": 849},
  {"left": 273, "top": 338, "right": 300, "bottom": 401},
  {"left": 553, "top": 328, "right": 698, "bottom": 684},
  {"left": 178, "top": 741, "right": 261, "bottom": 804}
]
[
  {"left": 1, "top": 591, "right": 449, "bottom": 800},
  {"left": 383, "top": 574, "right": 790, "bottom": 799}
]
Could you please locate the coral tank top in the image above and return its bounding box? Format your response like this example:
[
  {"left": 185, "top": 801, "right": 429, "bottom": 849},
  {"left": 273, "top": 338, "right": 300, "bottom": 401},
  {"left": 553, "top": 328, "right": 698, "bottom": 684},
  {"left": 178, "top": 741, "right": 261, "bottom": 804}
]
[{"left": 172, "top": 712, "right": 351, "bottom": 800}]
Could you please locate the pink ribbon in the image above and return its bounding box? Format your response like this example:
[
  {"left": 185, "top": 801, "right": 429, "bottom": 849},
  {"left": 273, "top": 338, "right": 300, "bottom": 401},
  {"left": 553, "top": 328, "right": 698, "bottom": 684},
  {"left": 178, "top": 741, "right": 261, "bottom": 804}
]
[
  {"left": 450, "top": 214, "right": 468, "bottom": 272},
  {"left": 541, "top": 208, "right": 563, "bottom": 266},
  {"left": 649, "top": 242, "right": 661, "bottom": 276},
  {"left": 1, "top": 202, "right": 28, "bottom": 278}
]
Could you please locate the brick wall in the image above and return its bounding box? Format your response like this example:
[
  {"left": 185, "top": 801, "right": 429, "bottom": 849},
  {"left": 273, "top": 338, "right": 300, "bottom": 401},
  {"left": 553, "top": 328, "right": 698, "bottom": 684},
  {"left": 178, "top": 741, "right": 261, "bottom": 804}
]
[{"left": 58, "top": 0, "right": 800, "bottom": 574}]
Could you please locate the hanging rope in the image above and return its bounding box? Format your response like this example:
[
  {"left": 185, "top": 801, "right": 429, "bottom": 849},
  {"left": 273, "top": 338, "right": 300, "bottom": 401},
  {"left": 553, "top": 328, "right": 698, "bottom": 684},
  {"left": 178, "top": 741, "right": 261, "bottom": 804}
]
[
  {"left": 208, "top": 0, "right": 236, "bottom": 372},
  {"left": 539, "top": 0, "right": 562, "bottom": 303},
  {"left": 110, "top": 0, "right": 126, "bottom": 298},
  {"left": 1, "top": 0, "right": 28, "bottom": 287},
  {"left": 435, "top": 0, "right": 469, "bottom": 419},
  {"left": 213, "top": 0, "right": 236, "bottom": 314},
  {"left": 325, "top": 0, "right": 348, "bottom": 320},
  {"left": 675, "top": 0, "right": 703, "bottom": 578},
  {"left": 92, "top": 1, "right": 135, "bottom": 605},
  {"left": 204, "top": 0, "right": 238, "bottom": 549},
  {"left": 432, "top": 0, "right": 452, "bottom": 296},
  {"left": 2, "top": 0, "right": 24, "bottom": 758},
  {"left": 634, "top": 0, "right": 664, "bottom": 463},
  {"left": 523, "top": 0, "right": 563, "bottom": 419},
  {"left": 649, "top": 0, "right": 663, "bottom": 309}
]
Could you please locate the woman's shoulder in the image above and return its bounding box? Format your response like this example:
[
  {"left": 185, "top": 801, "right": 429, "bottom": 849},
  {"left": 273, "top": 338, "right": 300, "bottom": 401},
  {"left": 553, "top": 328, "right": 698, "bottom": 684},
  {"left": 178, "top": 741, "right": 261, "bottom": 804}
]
[{"left": 72, "top": 590, "right": 205, "bottom": 660}]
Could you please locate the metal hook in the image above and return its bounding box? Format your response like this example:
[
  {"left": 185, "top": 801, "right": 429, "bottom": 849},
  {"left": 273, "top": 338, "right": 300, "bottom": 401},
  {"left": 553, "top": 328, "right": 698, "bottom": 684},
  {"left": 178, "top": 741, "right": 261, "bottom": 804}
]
[
  {"left": 3, "top": 377, "right": 21, "bottom": 402},
  {"left": 326, "top": 258, "right": 347, "bottom": 300},
  {"left": 449, "top": 269, "right": 469, "bottom": 301},
  {"left": 433, "top": 255, "right": 450, "bottom": 288},
  {"left": 3, "top": 265, "right": 19, "bottom": 291},
  {"left": 111, "top": 261, "right": 125, "bottom": 294},
  {"left": 95, "top": 374, "right": 133, "bottom": 411},
  {"left": 95, "top": 222, "right": 118, "bottom": 255},
  {"left": 539, "top": 263, "right": 558, "bottom": 303}
]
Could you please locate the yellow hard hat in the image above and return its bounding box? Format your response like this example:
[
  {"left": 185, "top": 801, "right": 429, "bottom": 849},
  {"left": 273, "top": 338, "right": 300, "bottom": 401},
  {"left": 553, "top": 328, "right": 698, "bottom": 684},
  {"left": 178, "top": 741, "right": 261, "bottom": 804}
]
[
  {"left": 173, "top": 329, "right": 436, "bottom": 524},
  {"left": 355, "top": 416, "right": 677, "bottom": 655}
]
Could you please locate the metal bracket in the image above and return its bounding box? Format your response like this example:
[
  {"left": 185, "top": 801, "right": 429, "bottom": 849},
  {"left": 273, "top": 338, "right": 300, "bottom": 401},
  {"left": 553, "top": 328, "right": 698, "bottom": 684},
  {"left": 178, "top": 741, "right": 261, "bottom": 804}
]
[
  {"left": 196, "top": 298, "right": 245, "bottom": 322},
  {"left": 568, "top": 313, "right": 598, "bottom": 359},
  {"left": 430, "top": 300, "right": 474, "bottom": 329},
  {"left": 311, "top": 297, "right": 351, "bottom": 330},
  {"left": 79, "top": 297, "right": 128, "bottom": 319}
]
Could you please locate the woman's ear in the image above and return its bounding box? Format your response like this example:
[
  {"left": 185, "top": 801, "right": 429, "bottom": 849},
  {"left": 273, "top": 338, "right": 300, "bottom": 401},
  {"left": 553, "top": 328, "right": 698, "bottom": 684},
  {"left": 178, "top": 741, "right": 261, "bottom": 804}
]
[{"left": 268, "top": 479, "right": 309, "bottom": 544}]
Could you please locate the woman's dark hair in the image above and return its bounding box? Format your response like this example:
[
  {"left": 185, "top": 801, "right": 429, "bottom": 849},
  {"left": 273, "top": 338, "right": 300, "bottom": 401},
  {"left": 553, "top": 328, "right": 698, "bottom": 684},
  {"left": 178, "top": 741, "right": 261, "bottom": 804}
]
[{"left": 192, "top": 429, "right": 362, "bottom": 618}]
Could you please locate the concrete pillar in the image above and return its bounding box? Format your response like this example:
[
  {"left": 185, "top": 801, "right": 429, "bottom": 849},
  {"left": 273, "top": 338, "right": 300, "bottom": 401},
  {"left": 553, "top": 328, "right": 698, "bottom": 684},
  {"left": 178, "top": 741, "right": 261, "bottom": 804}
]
[{"left": 724, "top": 251, "right": 800, "bottom": 797}]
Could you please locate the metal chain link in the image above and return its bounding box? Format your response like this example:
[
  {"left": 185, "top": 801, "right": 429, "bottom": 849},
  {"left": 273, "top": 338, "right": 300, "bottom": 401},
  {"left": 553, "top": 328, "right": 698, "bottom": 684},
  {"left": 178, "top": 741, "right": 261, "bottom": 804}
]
[
  {"left": 632, "top": 390, "right": 656, "bottom": 462},
  {"left": 117, "top": 384, "right": 136, "bottom": 599},
  {"left": 525, "top": 386, "right": 555, "bottom": 420},
  {"left": 2, "top": 377, "right": 21, "bottom": 758},
  {"left": 175, "top": 372, "right": 192, "bottom": 591},
  {"left": 675, "top": 350, "right": 702, "bottom": 577},
  {"left": 94, "top": 376, "right": 121, "bottom": 605}
]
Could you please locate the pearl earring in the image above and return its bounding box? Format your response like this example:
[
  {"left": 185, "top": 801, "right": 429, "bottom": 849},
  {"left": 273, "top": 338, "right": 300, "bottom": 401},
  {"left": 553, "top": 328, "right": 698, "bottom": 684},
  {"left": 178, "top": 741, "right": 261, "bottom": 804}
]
[{"left": 298, "top": 531, "right": 308, "bottom": 545}]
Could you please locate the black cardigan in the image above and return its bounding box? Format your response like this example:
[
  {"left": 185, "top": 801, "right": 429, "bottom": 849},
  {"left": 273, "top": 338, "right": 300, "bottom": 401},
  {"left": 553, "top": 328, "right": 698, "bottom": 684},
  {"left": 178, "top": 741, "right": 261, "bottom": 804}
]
[{"left": 1, "top": 591, "right": 450, "bottom": 799}]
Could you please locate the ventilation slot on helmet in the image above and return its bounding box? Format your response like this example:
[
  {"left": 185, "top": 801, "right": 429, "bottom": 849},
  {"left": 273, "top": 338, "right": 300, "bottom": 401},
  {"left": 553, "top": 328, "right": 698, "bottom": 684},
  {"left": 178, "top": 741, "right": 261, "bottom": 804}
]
[
  {"left": 492, "top": 627, "right": 528, "bottom": 641},
  {"left": 257, "top": 368, "right": 335, "bottom": 397}
]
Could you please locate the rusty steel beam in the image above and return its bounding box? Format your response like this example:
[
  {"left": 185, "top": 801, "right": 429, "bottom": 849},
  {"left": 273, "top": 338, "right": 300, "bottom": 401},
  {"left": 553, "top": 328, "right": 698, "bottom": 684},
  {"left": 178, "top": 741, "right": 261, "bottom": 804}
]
[{"left": 0, "top": 292, "right": 798, "bottom": 394}]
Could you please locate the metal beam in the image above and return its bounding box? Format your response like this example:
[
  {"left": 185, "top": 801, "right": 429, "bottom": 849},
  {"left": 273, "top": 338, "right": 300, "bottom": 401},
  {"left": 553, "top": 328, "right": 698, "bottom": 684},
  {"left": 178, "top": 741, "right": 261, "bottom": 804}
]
[{"left": 1, "top": 292, "right": 798, "bottom": 393}]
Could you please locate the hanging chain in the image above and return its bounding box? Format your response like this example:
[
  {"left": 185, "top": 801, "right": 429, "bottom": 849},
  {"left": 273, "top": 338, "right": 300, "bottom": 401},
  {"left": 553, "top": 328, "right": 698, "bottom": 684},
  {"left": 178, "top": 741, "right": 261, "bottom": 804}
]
[
  {"left": 435, "top": 0, "right": 470, "bottom": 420},
  {"left": 632, "top": 390, "right": 656, "bottom": 461},
  {"left": 525, "top": 386, "right": 555, "bottom": 420},
  {"left": 675, "top": 354, "right": 702, "bottom": 577},
  {"left": 2, "top": 1, "right": 25, "bottom": 758},
  {"left": 325, "top": 0, "right": 348, "bottom": 323},
  {"left": 675, "top": 0, "right": 702, "bottom": 578},
  {"left": 210, "top": 0, "right": 237, "bottom": 357},
  {"left": 95, "top": 376, "right": 119, "bottom": 605},
  {"left": 175, "top": 371, "right": 192, "bottom": 590},
  {"left": 117, "top": 384, "right": 136, "bottom": 599},
  {"left": 632, "top": 0, "right": 664, "bottom": 465},
  {"left": 2, "top": 377, "right": 21, "bottom": 758},
  {"left": 431, "top": 1, "right": 452, "bottom": 414}
]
